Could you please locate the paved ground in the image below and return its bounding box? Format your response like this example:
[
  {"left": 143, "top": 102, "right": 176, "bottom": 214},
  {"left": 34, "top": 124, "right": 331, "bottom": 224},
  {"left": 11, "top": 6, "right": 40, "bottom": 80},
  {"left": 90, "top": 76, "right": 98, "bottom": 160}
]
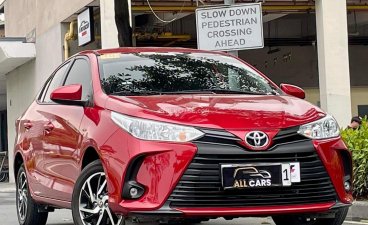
[{"left": 0, "top": 191, "right": 367, "bottom": 225}]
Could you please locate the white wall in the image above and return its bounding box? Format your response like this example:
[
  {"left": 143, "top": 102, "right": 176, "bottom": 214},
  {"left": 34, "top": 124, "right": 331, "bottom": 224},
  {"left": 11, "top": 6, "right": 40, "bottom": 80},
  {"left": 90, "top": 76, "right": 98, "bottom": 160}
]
[
  {"left": 5, "top": 0, "right": 94, "bottom": 37},
  {"left": 6, "top": 60, "right": 36, "bottom": 182},
  {"left": 35, "top": 24, "right": 64, "bottom": 88}
]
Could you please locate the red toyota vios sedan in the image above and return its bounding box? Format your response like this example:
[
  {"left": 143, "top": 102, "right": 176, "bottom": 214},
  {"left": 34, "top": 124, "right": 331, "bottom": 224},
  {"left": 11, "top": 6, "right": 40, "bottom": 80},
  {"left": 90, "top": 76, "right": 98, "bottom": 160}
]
[{"left": 14, "top": 48, "right": 352, "bottom": 225}]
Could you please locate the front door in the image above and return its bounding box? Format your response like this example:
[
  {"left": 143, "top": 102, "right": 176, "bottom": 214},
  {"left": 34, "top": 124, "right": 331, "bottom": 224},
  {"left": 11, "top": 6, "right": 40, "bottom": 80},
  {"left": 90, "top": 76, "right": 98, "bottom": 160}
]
[
  {"left": 38, "top": 57, "right": 93, "bottom": 201},
  {"left": 25, "top": 61, "right": 71, "bottom": 198}
]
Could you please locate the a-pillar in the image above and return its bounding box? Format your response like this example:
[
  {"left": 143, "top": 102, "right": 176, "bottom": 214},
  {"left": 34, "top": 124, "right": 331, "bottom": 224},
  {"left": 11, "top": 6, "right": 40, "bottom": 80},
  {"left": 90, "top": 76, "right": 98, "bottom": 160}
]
[{"left": 315, "top": 0, "right": 352, "bottom": 126}]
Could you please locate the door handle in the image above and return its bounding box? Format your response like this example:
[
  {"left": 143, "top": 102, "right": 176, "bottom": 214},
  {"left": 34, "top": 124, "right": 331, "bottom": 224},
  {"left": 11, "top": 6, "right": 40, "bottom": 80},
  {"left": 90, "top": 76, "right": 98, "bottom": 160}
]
[
  {"left": 44, "top": 123, "right": 54, "bottom": 134},
  {"left": 24, "top": 122, "right": 33, "bottom": 130}
]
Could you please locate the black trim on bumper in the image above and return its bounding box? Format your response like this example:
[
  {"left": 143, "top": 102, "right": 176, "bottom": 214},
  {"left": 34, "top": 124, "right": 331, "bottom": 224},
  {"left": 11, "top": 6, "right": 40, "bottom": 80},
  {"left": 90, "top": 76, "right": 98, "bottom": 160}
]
[
  {"left": 129, "top": 203, "right": 183, "bottom": 217},
  {"left": 122, "top": 155, "right": 146, "bottom": 199},
  {"left": 330, "top": 202, "right": 352, "bottom": 210}
]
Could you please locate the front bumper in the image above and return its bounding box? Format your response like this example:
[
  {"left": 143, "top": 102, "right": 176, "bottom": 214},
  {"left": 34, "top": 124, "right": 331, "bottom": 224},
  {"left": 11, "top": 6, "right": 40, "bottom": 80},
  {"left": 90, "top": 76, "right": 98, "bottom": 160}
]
[
  {"left": 130, "top": 202, "right": 351, "bottom": 218},
  {"left": 106, "top": 127, "right": 353, "bottom": 217}
]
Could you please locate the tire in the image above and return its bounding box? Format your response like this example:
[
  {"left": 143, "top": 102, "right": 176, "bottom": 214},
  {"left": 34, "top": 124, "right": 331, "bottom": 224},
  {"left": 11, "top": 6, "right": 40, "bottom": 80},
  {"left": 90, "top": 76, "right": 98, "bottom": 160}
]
[
  {"left": 272, "top": 208, "right": 349, "bottom": 225},
  {"left": 272, "top": 215, "right": 317, "bottom": 225},
  {"left": 72, "top": 160, "right": 124, "bottom": 225},
  {"left": 314, "top": 208, "right": 349, "bottom": 225},
  {"left": 16, "top": 165, "right": 48, "bottom": 225}
]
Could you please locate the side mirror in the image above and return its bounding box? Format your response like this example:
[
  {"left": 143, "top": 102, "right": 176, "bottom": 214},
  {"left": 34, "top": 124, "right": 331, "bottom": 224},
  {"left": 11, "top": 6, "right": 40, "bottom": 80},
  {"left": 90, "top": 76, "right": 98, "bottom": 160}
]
[
  {"left": 50, "top": 84, "right": 86, "bottom": 106},
  {"left": 280, "top": 83, "right": 305, "bottom": 99}
]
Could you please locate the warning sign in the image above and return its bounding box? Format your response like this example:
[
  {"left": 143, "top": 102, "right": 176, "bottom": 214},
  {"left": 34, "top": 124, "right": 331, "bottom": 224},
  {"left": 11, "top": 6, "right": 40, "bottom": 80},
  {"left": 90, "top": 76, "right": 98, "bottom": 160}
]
[{"left": 196, "top": 3, "right": 264, "bottom": 51}]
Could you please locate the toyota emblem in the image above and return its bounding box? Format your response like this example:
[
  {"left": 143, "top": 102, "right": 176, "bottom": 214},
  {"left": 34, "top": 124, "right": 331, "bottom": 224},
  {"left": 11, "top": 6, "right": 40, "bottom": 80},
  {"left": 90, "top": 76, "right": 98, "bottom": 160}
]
[{"left": 245, "top": 131, "right": 269, "bottom": 148}]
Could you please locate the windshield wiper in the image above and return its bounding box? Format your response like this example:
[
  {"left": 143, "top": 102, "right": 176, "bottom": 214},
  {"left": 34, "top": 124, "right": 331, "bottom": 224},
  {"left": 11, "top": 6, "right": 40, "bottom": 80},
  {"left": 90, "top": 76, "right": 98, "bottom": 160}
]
[
  {"left": 109, "top": 90, "right": 162, "bottom": 96},
  {"left": 269, "top": 89, "right": 279, "bottom": 96},
  {"left": 166, "top": 89, "right": 267, "bottom": 95},
  {"left": 110, "top": 89, "right": 268, "bottom": 96},
  {"left": 162, "top": 89, "right": 266, "bottom": 95},
  {"left": 160, "top": 90, "right": 215, "bottom": 94}
]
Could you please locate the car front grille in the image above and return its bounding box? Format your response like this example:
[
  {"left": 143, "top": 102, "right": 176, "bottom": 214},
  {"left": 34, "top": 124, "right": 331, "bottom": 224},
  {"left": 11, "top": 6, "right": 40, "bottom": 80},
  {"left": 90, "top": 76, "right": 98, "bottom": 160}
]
[{"left": 168, "top": 129, "right": 337, "bottom": 208}]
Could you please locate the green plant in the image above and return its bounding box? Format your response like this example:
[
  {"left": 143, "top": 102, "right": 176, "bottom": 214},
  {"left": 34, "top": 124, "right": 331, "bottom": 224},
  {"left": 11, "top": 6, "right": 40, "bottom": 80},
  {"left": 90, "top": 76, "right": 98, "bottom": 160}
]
[{"left": 341, "top": 117, "right": 368, "bottom": 198}]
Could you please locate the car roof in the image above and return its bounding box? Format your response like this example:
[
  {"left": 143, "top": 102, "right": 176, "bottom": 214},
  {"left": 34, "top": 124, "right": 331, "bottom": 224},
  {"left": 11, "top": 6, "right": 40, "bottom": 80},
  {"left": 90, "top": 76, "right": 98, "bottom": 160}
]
[{"left": 78, "top": 47, "right": 230, "bottom": 57}]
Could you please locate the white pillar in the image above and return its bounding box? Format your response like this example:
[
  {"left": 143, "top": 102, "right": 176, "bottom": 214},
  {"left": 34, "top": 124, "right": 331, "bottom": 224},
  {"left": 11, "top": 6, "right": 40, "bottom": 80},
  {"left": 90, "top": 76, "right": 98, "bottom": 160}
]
[
  {"left": 100, "top": 0, "right": 132, "bottom": 48},
  {"left": 315, "top": 0, "right": 352, "bottom": 127},
  {"left": 100, "top": 0, "right": 119, "bottom": 48}
]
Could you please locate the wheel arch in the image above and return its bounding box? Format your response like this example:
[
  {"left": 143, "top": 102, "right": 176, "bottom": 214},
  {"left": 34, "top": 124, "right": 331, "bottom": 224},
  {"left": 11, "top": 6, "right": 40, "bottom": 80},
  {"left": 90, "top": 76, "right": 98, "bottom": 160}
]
[
  {"left": 81, "top": 146, "right": 102, "bottom": 170},
  {"left": 14, "top": 152, "right": 24, "bottom": 179}
]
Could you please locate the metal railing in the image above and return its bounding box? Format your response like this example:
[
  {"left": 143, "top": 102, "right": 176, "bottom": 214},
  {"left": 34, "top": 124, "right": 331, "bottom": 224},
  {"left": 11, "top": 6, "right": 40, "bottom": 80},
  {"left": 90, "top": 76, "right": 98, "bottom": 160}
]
[{"left": 0, "top": 151, "right": 8, "bottom": 182}]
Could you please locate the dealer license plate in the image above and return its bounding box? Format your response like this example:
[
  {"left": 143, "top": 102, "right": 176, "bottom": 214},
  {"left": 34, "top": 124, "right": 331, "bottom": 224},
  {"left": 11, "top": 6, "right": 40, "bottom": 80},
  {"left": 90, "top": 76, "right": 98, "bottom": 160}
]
[{"left": 221, "top": 163, "right": 300, "bottom": 190}]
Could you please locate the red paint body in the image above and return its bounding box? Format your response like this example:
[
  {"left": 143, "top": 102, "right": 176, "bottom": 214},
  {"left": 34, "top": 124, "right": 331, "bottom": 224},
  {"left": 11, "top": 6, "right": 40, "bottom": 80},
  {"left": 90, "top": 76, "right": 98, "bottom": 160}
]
[
  {"left": 14, "top": 48, "right": 352, "bottom": 219},
  {"left": 280, "top": 83, "right": 306, "bottom": 99}
]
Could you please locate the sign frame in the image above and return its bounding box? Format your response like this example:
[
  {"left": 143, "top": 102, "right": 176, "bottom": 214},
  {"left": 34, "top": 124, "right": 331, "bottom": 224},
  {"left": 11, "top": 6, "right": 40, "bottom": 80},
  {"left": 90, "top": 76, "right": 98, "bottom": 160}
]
[
  {"left": 196, "top": 3, "right": 264, "bottom": 51},
  {"left": 78, "top": 7, "right": 95, "bottom": 47}
]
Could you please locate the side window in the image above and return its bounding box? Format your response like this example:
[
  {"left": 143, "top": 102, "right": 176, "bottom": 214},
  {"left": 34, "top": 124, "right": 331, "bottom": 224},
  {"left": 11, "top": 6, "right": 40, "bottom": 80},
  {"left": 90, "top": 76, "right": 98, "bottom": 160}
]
[
  {"left": 38, "top": 78, "right": 52, "bottom": 101},
  {"left": 64, "top": 59, "right": 92, "bottom": 101},
  {"left": 42, "top": 62, "right": 70, "bottom": 103}
]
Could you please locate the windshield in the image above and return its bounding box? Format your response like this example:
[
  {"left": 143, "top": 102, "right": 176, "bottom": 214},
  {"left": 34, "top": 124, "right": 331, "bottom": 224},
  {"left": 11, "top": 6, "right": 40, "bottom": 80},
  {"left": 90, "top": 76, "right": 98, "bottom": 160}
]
[{"left": 98, "top": 52, "right": 280, "bottom": 96}]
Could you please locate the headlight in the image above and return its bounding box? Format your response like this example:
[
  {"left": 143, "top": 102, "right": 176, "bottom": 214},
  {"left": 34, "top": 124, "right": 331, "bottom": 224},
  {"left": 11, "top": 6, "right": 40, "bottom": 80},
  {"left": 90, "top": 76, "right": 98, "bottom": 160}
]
[
  {"left": 298, "top": 115, "right": 340, "bottom": 139},
  {"left": 111, "top": 112, "right": 204, "bottom": 142}
]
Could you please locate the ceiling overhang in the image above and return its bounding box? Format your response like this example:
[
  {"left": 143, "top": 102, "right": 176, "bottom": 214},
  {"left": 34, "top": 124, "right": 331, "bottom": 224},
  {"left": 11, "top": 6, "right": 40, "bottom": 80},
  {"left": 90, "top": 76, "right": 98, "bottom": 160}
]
[{"left": 0, "top": 38, "right": 36, "bottom": 77}]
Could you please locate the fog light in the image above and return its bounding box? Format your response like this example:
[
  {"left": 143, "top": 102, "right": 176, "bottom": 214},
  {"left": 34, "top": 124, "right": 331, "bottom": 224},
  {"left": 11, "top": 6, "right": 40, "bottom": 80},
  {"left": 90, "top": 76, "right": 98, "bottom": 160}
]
[
  {"left": 130, "top": 187, "right": 139, "bottom": 198},
  {"left": 344, "top": 181, "right": 351, "bottom": 192},
  {"left": 122, "top": 181, "right": 145, "bottom": 199}
]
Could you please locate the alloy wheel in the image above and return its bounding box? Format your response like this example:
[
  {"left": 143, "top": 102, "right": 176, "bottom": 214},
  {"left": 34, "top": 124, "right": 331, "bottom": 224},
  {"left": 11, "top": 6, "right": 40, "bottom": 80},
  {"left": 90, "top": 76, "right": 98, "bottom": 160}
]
[
  {"left": 78, "top": 172, "right": 123, "bottom": 225},
  {"left": 17, "top": 171, "right": 28, "bottom": 222}
]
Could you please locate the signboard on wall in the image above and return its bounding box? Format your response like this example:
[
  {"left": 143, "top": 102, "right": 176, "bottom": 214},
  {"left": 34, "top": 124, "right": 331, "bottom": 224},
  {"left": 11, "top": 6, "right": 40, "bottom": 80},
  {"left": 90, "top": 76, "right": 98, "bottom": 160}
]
[
  {"left": 78, "top": 7, "right": 94, "bottom": 46},
  {"left": 196, "top": 3, "right": 264, "bottom": 51}
]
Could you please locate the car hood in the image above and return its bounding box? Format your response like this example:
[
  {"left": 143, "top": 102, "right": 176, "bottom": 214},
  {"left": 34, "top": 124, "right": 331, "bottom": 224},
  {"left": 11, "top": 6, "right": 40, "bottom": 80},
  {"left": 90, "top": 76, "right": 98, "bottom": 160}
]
[{"left": 106, "top": 94, "right": 325, "bottom": 130}]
